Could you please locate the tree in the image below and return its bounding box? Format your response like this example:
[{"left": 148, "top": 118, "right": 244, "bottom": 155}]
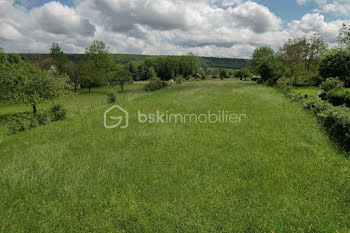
[
  {"left": 108, "top": 65, "right": 133, "bottom": 94},
  {"left": 49, "top": 42, "right": 68, "bottom": 74},
  {"left": 219, "top": 69, "right": 228, "bottom": 79},
  {"left": 338, "top": 24, "right": 350, "bottom": 51},
  {"left": 127, "top": 61, "right": 140, "bottom": 81},
  {"left": 257, "top": 59, "right": 288, "bottom": 85},
  {"left": 0, "top": 47, "right": 7, "bottom": 64},
  {"left": 249, "top": 46, "right": 275, "bottom": 74},
  {"left": 82, "top": 40, "right": 112, "bottom": 92},
  {"left": 65, "top": 61, "right": 79, "bottom": 91},
  {"left": 0, "top": 63, "right": 69, "bottom": 114},
  {"left": 277, "top": 35, "right": 327, "bottom": 73},
  {"left": 319, "top": 51, "right": 350, "bottom": 87},
  {"left": 235, "top": 69, "right": 251, "bottom": 81}
]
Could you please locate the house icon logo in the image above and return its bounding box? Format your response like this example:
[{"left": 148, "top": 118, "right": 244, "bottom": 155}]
[{"left": 104, "top": 105, "right": 129, "bottom": 129}]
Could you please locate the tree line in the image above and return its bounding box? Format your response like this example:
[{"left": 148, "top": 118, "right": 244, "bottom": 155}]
[{"left": 249, "top": 24, "right": 350, "bottom": 88}]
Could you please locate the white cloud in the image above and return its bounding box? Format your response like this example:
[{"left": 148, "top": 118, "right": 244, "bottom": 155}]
[
  {"left": 31, "top": 1, "right": 95, "bottom": 36},
  {"left": 0, "top": 0, "right": 349, "bottom": 57},
  {"left": 288, "top": 13, "right": 350, "bottom": 43},
  {"left": 0, "top": 23, "right": 21, "bottom": 40}
]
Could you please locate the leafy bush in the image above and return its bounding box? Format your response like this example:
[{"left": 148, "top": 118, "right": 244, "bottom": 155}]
[
  {"left": 107, "top": 91, "right": 116, "bottom": 103},
  {"left": 276, "top": 76, "right": 293, "bottom": 89},
  {"left": 257, "top": 79, "right": 264, "bottom": 84},
  {"left": 325, "top": 88, "right": 350, "bottom": 107},
  {"left": 8, "top": 113, "right": 37, "bottom": 134},
  {"left": 144, "top": 78, "right": 168, "bottom": 92},
  {"left": 36, "top": 112, "right": 49, "bottom": 126},
  {"left": 50, "top": 105, "right": 67, "bottom": 121},
  {"left": 319, "top": 51, "right": 350, "bottom": 87},
  {"left": 175, "top": 75, "right": 184, "bottom": 84},
  {"left": 320, "top": 78, "right": 344, "bottom": 92},
  {"left": 235, "top": 69, "right": 251, "bottom": 81}
]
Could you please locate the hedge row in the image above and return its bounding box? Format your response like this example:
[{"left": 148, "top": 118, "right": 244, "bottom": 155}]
[{"left": 284, "top": 89, "right": 350, "bottom": 153}]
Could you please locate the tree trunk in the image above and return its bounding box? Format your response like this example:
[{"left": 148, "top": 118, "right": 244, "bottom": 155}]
[
  {"left": 33, "top": 104, "right": 37, "bottom": 114},
  {"left": 89, "top": 87, "right": 91, "bottom": 93}
]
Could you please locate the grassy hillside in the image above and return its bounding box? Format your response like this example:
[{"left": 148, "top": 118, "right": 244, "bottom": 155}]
[
  {"left": 19, "top": 54, "right": 248, "bottom": 69},
  {"left": 0, "top": 80, "right": 349, "bottom": 232}
]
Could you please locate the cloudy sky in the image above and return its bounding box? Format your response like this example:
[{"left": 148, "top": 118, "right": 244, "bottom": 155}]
[{"left": 0, "top": 0, "right": 349, "bottom": 58}]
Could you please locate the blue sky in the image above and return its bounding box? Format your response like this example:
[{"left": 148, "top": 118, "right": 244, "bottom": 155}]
[
  {"left": 17, "top": 0, "right": 342, "bottom": 23},
  {"left": 1, "top": 0, "right": 350, "bottom": 57}
]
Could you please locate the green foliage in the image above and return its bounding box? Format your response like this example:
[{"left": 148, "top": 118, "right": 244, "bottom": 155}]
[
  {"left": 219, "top": 69, "right": 229, "bottom": 79},
  {"left": 320, "top": 78, "right": 344, "bottom": 92},
  {"left": 186, "top": 75, "right": 196, "bottom": 82},
  {"left": 249, "top": 46, "right": 275, "bottom": 74},
  {"left": 108, "top": 65, "right": 133, "bottom": 92},
  {"left": 235, "top": 69, "right": 251, "bottom": 81},
  {"left": 65, "top": 61, "right": 80, "bottom": 91},
  {"left": 81, "top": 40, "right": 113, "bottom": 92},
  {"left": 0, "top": 63, "right": 70, "bottom": 113},
  {"left": 141, "top": 54, "right": 200, "bottom": 81},
  {"left": 175, "top": 75, "right": 184, "bottom": 84},
  {"left": 319, "top": 51, "right": 350, "bottom": 87},
  {"left": 200, "top": 56, "right": 248, "bottom": 69},
  {"left": 7, "top": 113, "right": 37, "bottom": 134},
  {"left": 50, "top": 105, "right": 67, "bottom": 122},
  {"left": 278, "top": 35, "right": 327, "bottom": 74},
  {"left": 144, "top": 78, "right": 168, "bottom": 92},
  {"left": 106, "top": 91, "right": 117, "bottom": 103},
  {"left": 0, "top": 48, "right": 23, "bottom": 65},
  {"left": 7, "top": 53, "right": 23, "bottom": 64},
  {"left": 325, "top": 88, "right": 350, "bottom": 107},
  {"left": 276, "top": 76, "right": 294, "bottom": 89},
  {"left": 284, "top": 88, "right": 350, "bottom": 151},
  {"left": 338, "top": 23, "right": 350, "bottom": 51},
  {"left": 126, "top": 61, "right": 140, "bottom": 81},
  {"left": 7, "top": 112, "right": 49, "bottom": 134},
  {"left": 257, "top": 59, "right": 288, "bottom": 86},
  {"left": 49, "top": 42, "right": 68, "bottom": 74}
]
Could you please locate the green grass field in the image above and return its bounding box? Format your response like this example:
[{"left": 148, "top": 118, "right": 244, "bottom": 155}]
[
  {"left": 295, "top": 86, "right": 321, "bottom": 96},
  {"left": 1, "top": 80, "right": 350, "bottom": 232}
]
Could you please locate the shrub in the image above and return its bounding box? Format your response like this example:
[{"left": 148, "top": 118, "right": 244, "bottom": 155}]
[
  {"left": 8, "top": 113, "right": 37, "bottom": 134},
  {"left": 320, "top": 78, "right": 344, "bottom": 92},
  {"left": 107, "top": 91, "right": 116, "bottom": 103},
  {"left": 325, "top": 88, "right": 350, "bottom": 107},
  {"left": 175, "top": 75, "right": 184, "bottom": 84},
  {"left": 144, "top": 78, "right": 168, "bottom": 92},
  {"left": 51, "top": 104, "right": 67, "bottom": 121},
  {"left": 257, "top": 79, "right": 264, "bottom": 84},
  {"left": 186, "top": 75, "right": 196, "bottom": 81},
  {"left": 36, "top": 112, "right": 49, "bottom": 126},
  {"left": 319, "top": 51, "right": 350, "bottom": 87},
  {"left": 276, "top": 76, "right": 293, "bottom": 90}
]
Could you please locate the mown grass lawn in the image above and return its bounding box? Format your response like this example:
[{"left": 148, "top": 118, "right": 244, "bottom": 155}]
[{"left": 0, "top": 80, "right": 349, "bottom": 232}]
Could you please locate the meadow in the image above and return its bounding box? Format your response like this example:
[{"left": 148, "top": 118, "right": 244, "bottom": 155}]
[{"left": 1, "top": 80, "right": 349, "bottom": 232}]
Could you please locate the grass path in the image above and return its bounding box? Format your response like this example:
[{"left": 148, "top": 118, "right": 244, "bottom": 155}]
[{"left": 0, "top": 80, "right": 349, "bottom": 232}]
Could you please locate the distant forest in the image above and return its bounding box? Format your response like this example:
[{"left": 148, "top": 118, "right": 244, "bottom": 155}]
[{"left": 19, "top": 54, "right": 248, "bottom": 70}]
